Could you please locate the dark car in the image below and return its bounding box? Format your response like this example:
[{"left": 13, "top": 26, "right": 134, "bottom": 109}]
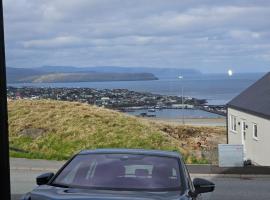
[{"left": 21, "top": 149, "right": 215, "bottom": 200}]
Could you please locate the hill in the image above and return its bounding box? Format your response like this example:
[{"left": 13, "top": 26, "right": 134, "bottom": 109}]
[
  {"left": 31, "top": 72, "right": 157, "bottom": 83},
  {"left": 39, "top": 66, "right": 202, "bottom": 78},
  {"left": 8, "top": 100, "right": 184, "bottom": 160},
  {"left": 6, "top": 67, "right": 44, "bottom": 82},
  {"left": 8, "top": 100, "right": 225, "bottom": 163},
  {"left": 7, "top": 66, "right": 202, "bottom": 83},
  {"left": 81, "top": 66, "right": 202, "bottom": 78},
  {"left": 6, "top": 67, "right": 158, "bottom": 83}
]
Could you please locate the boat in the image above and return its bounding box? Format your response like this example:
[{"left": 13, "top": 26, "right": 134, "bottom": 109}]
[{"left": 138, "top": 112, "right": 156, "bottom": 118}]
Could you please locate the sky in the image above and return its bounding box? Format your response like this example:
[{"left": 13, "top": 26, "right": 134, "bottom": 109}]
[{"left": 3, "top": 0, "right": 270, "bottom": 73}]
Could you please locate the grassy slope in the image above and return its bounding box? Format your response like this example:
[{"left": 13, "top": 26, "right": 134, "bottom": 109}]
[
  {"left": 8, "top": 100, "right": 226, "bottom": 163},
  {"left": 8, "top": 100, "right": 185, "bottom": 161}
]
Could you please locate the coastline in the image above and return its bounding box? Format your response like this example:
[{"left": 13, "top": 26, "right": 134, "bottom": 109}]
[{"left": 143, "top": 117, "right": 226, "bottom": 127}]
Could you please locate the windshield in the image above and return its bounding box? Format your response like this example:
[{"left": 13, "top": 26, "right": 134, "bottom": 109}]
[{"left": 52, "top": 153, "right": 182, "bottom": 191}]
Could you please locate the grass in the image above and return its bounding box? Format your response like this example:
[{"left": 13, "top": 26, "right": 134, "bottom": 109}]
[
  {"left": 8, "top": 100, "right": 226, "bottom": 163},
  {"left": 8, "top": 100, "right": 185, "bottom": 160}
]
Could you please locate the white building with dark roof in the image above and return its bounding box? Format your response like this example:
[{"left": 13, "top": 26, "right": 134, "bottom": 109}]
[{"left": 227, "top": 72, "right": 270, "bottom": 166}]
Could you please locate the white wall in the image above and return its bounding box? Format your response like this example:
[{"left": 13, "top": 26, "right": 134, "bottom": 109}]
[{"left": 228, "top": 107, "right": 270, "bottom": 166}]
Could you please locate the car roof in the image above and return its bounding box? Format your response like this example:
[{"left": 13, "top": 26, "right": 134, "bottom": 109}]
[{"left": 79, "top": 148, "right": 181, "bottom": 158}]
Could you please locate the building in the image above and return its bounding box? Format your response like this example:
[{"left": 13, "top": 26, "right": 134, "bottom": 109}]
[{"left": 227, "top": 72, "right": 270, "bottom": 166}]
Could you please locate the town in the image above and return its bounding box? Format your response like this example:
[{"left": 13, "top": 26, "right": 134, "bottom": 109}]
[{"left": 7, "top": 87, "right": 226, "bottom": 116}]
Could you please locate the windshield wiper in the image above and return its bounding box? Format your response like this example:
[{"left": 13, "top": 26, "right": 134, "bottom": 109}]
[{"left": 50, "top": 183, "right": 71, "bottom": 188}]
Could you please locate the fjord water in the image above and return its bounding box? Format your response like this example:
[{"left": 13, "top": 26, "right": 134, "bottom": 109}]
[{"left": 10, "top": 73, "right": 263, "bottom": 105}]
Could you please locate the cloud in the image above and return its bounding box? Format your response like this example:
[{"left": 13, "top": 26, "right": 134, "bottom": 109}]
[
  {"left": 3, "top": 0, "right": 270, "bottom": 72},
  {"left": 22, "top": 36, "right": 83, "bottom": 48}
]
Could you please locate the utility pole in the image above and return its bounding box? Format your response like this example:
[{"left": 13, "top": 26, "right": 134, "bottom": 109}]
[
  {"left": 0, "top": 0, "right": 11, "bottom": 199},
  {"left": 181, "top": 85, "right": 184, "bottom": 125},
  {"left": 178, "top": 75, "right": 185, "bottom": 125}
]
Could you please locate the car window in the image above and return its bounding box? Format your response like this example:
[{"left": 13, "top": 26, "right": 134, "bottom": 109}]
[{"left": 53, "top": 153, "right": 182, "bottom": 191}]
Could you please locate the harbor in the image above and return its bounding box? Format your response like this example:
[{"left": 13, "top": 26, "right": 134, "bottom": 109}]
[
  {"left": 124, "top": 107, "right": 225, "bottom": 119},
  {"left": 7, "top": 86, "right": 227, "bottom": 119}
]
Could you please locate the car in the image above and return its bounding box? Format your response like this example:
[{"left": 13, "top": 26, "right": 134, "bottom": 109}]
[{"left": 21, "top": 149, "right": 215, "bottom": 200}]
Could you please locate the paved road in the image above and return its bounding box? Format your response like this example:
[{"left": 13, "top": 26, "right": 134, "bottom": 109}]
[
  {"left": 200, "top": 177, "right": 270, "bottom": 200},
  {"left": 10, "top": 158, "right": 270, "bottom": 200},
  {"left": 11, "top": 170, "right": 270, "bottom": 200}
]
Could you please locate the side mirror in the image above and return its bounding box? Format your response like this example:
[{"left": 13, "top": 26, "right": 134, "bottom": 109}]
[
  {"left": 36, "top": 172, "right": 54, "bottom": 185},
  {"left": 193, "top": 178, "right": 215, "bottom": 194}
]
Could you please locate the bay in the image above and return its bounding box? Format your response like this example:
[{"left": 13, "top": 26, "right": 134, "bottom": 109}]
[{"left": 9, "top": 73, "right": 263, "bottom": 105}]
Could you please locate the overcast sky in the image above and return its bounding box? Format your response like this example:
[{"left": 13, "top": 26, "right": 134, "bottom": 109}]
[{"left": 3, "top": 0, "right": 270, "bottom": 73}]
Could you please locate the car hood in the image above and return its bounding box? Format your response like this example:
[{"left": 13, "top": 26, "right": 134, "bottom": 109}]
[{"left": 26, "top": 185, "right": 189, "bottom": 200}]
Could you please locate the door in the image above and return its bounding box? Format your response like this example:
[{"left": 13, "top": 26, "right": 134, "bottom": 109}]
[{"left": 241, "top": 119, "right": 247, "bottom": 158}]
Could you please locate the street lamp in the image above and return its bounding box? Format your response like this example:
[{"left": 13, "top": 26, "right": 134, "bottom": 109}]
[{"left": 178, "top": 75, "right": 184, "bottom": 125}]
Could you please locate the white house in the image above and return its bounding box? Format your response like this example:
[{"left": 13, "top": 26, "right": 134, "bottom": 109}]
[{"left": 227, "top": 72, "right": 270, "bottom": 166}]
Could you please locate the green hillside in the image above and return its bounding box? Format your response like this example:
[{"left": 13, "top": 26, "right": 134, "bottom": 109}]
[
  {"left": 8, "top": 100, "right": 225, "bottom": 163},
  {"left": 8, "top": 100, "right": 185, "bottom": 160}
]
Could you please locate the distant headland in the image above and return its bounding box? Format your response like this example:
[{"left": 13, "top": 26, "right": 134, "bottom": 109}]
[{"left": 6, "top": 66, "right": 201, "bottom": 83}]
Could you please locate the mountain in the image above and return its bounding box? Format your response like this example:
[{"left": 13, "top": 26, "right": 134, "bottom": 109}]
[
  {"left": 39, "top": 66, "right": 202, "bottom": 78},
  {"left": 88, "top": 66, "right": 201, "bottom": 78},
  {"left": 6, "top": 67, "right": 44, "bottom": 83},
  {"left": 6, "top": 67, "right": 158, "bottom": 83},
  {"left": 30, "top": 72, "right": 157, "bottom": 83},
  {"left": 38, "top": 66, "right": 96, "bottom": 73},
  {"left": 7, "top": 66, "right": 202, "bottom": 83}
]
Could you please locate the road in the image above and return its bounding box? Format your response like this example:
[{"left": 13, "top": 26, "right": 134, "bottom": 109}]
[
  {"left": 200, "top": 177, "right": 270, "bottom": 200},
  {"left": 10, "top": 158, "right": 270, "bottom": 200}
]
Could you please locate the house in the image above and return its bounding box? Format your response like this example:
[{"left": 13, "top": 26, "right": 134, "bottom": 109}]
[
  {"left": 171, "top": 104, "right": 194, "bottom": 109},
  {"left": 227, "top": 72, "right": 270, "bottom": 166}
]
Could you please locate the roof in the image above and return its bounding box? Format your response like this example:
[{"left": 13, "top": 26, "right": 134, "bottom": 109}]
[
  {"left": 227, "top": 72, "right": 270, "bottom": 120},
  {"left": 79, "top": 148, "right": 181, "bottom": 158}
]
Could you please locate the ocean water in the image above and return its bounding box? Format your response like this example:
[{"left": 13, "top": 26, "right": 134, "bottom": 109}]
[
  {"left": 9, "top": 73, "right": 263, "bottom": 105},
  {"left": 126, "top": 108, "right": 223, "bottom": 119}
]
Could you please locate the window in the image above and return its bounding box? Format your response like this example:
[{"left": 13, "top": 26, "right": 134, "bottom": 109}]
[
  {"left": 53, "top": 153, "right": 182, "bottom": 191},
  {"left": 253, "top": 123, "right": 258, "bottom": 140},
  {"left": 230, "top": 115, "right": 237, "bottom": 132}
]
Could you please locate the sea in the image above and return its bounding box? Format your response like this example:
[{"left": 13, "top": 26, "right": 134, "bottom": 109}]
[{"left": 9, "top": 72, "right": 265, "bottom": 119}]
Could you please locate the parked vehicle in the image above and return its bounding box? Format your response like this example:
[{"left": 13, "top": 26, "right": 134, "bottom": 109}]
[{"left": 21, "top": 149, "right": 215, "bottom": 200}]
